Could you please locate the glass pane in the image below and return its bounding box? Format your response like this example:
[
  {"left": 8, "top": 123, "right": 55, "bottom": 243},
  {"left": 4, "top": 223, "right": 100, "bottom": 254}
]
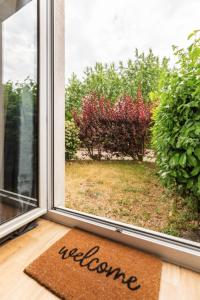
[
  {"left": 55, "top": 0, "right": 200, "bottom": 243},
  {"left": 0, "top": 0, "right": 38, "bottom": 225}
]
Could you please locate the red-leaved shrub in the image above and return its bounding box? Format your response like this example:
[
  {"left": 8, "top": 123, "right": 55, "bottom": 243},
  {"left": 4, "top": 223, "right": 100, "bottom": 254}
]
[{"left": 73, "top": 87, "right": 151, "bottom": 160}]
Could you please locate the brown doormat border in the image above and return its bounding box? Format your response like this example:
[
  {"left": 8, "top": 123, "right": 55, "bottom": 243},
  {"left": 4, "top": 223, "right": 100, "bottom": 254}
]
[{"left": 25, "top": 228, "right": 162, "bottom": 300}]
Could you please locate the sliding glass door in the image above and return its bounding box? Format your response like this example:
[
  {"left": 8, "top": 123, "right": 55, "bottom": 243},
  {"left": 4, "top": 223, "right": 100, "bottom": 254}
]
[{"left": 0, "top": 0, "right": 39, "bottom": 225}]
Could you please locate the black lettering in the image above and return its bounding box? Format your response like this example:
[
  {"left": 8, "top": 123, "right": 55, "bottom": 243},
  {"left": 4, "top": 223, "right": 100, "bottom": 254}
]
[
  {"left": 68, "top": 248, "right": 78, "bottom": 258},
  {"left": 125, "top": 276, "right": 141, "bottom": 291},
  {"left": 96, "top": 262, "right": 108, "bottom": 273},
  {"left": 58, "top": 245, "right": 141, "bottom": 293},
  {"left": 73, "top": 252, "right": 84, "bottom": 262},
  {"left": 79, "top": 246, "right": 100, "bottom": 267},
  {"left": 106, "top": 267, "right": 126, "bottom": 282},
  {"left": 58, "top": 246, "right": 69, "bottom": 259},
  {"left": 87, "top": 258, "right": 100, "bottom": 271}
]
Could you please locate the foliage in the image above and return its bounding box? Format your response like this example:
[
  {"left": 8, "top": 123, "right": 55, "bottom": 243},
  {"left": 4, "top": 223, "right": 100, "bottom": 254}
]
[
  {"left": 3, "top": 79, "right": 38, "bottom": 197},
  {"left": 65, "top": 120, "right": 80, "bottom": 160},
  {"left": 65, "top": 74, "right": 85, "bottom": 121},
  {"left": 120, "top": 49, "right": 169, "bottom": 101},
  {"left": 73, "top": 86, "right": 151, "bottom": 160},
  {"left": 65, "top": 49, "right": 169, "bottom": 120},
  {"left": 152, "top": 31, "right": 200, "bottom": 208}
]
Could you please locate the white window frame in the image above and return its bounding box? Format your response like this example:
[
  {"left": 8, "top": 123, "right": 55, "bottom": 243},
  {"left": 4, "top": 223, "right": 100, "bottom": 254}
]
[{"left": 46, "top": 0, "right": 200, "bottom": 273}]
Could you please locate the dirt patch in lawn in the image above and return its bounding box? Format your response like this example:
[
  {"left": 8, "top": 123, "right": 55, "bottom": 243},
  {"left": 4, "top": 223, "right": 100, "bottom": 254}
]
[{"left": 65, "top": 161, "right": 199, "bottom": 241}]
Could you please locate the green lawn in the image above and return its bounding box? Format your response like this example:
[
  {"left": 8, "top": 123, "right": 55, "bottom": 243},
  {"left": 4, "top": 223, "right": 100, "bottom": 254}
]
[{"left": 65, "top": 160, "right": 199, "bottom": 241}]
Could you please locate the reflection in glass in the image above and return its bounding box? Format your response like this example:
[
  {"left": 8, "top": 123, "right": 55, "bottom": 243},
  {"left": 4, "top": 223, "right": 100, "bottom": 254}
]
[{"left": 0, "top": 0, "right": 38, "bottom": 225}]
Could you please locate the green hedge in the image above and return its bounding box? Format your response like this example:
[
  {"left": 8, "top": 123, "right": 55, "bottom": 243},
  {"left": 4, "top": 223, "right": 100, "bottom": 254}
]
[{"left": 152, "top": 31, "right": 200, "bottom": 207}]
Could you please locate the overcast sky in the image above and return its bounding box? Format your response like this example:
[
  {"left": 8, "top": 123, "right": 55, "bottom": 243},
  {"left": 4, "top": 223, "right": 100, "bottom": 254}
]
[
  {"left": 2, "top": 0, "right": 37, "bottom": 83},
  {"left": 1, "top": 0, "right": 200, "bottom": 83},
  {"left": 65, "top": 0, "right": 200, "bottom": 80}
]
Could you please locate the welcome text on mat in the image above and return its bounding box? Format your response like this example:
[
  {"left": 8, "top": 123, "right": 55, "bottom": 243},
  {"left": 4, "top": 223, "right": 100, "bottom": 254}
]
[{"left": 58, "top": 245, "right": 141, "bottom": 291}]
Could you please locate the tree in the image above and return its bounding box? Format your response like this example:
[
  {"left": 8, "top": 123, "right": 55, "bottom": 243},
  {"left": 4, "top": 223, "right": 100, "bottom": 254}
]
[{"left": 65, "top": 49, "right": 169, "bottom": 120}]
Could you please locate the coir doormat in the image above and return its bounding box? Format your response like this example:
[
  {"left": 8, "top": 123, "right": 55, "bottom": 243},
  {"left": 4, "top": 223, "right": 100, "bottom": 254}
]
[{"left": 24, "top": 229, "right": 162, "bottom": 300}]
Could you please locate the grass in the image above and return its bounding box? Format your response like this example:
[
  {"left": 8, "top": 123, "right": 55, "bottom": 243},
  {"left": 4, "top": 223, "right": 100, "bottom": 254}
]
[{"left": 65, "top": 160, "right": 199, "bottom": 241}]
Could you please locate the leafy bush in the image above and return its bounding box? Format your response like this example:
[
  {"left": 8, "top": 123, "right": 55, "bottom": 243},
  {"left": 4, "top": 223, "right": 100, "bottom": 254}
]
[
  {"left": 66, "top": 49, "right": 169, "bottom": 120},
  {"left": 65, "top": 120, "right": 80, "bottom": 160},
  {"left": 73, "top": 87, "right": 151, "bottom": 160},
  {"left": 152, "top": 31, "right": 200, "bottom": 207}
]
